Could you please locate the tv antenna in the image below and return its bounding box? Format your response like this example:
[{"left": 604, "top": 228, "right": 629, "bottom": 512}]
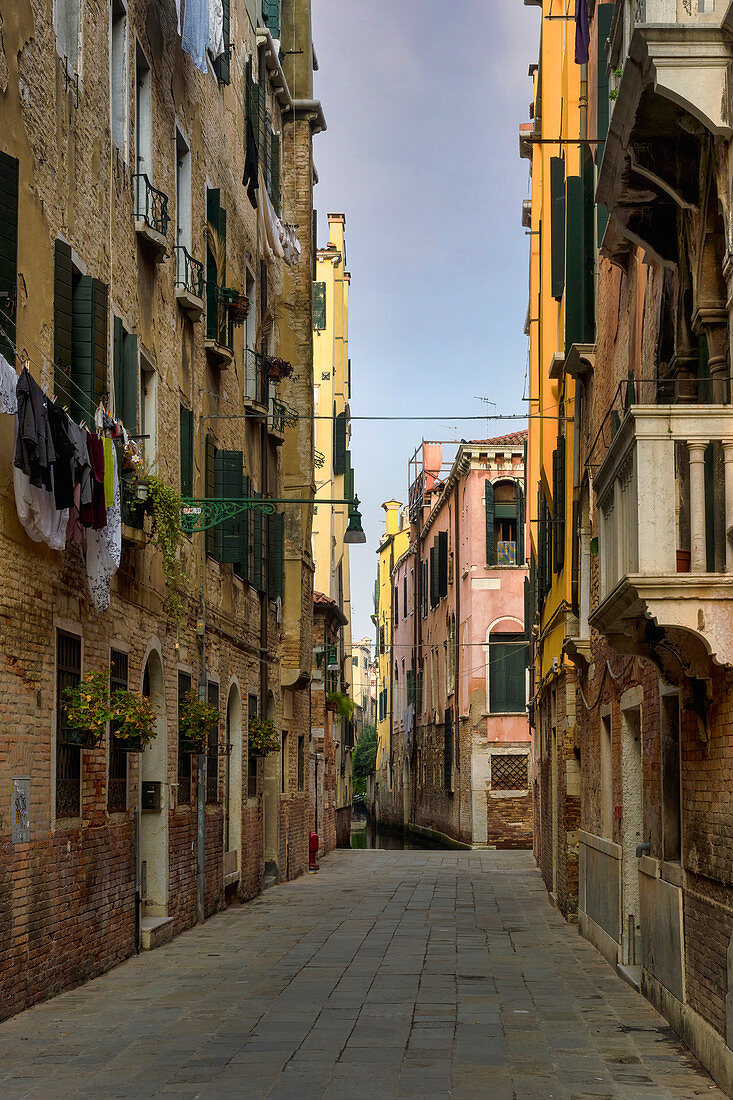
[{"left": 474, "top": 397, "right": 497, "bottom": 438}]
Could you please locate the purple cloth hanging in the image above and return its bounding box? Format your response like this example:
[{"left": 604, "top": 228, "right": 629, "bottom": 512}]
[{"left": 575, "top": 0, "right": 590, "bottom": 65}]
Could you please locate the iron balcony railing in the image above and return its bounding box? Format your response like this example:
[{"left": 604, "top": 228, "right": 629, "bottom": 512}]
[
  {"left": 244, "top": 349, "right": 270, "bottom": 407},
  {"left": 270, "top": 398, "right": 298, "bottom": 434},
  {"left": 206, "top": 284, "right": 234, "bottom": 351},
  {"left": 314, "top": 449, "right": 325, "bottom": 469},
  {"left": 133, "top": 173, "right": 170, "bottom": 237},
  {"left": 175, "top": 246, "right": 204, "bottom": 299}
]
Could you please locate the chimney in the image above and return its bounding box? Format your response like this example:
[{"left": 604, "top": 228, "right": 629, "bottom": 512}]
[{"left": 382, "top": 499, "right": 402, "bottom": 537}]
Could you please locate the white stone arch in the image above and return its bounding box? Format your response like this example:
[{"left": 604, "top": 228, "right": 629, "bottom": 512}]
[
  {"left": 139, "top": 639, "right": 168, "bottom": 917},
  {"left": 224, "top": 676, "right": 243, "bottom": 883}
]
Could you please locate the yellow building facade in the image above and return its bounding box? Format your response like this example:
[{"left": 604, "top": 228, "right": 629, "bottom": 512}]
[
  {"left": 312, "top": 212, "right": 356, "bottom": 837},
  {"left": 522, "top": 0, "right": 587, "bottom": 918},
  {"left": 374, "top": 501, "right": 410, "bottom": 778}
]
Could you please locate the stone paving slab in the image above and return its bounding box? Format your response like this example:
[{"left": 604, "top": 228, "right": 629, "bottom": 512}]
[{"left": 0, "top": 850, "right": 719, "bottom": 1098}]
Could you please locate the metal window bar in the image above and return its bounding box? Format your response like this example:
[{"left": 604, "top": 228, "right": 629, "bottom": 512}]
[
  {"left": 206, "top": 682, "right": 220, "bottom": 803},
  {"left": 178, "top": 670, "right": 192, "bottom": 804},
  {"left": 207, "top": 285, "right": 234, "bottom": 350},
  {"left": 175, "top": 246, "right": 204, "bottom": 299},
  {"left": 108, "top": 649, "right": 129, "bottom": 813},
  {"left": 133, "top": 173, "right": 170, "bottom": 237},
  {"left": 56, "top": 631, "right": 81, "bottom": 819},
  {"left": 491, "top": 754, "right": 529, "bottom": 791}
]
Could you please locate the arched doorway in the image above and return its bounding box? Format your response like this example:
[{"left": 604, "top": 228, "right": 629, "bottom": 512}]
[
  {"left": 139, "top": 648, "right": 168, "bottom": 918},
  {"left": 224, "top": 683, "right": 242, "bottom": 887}
]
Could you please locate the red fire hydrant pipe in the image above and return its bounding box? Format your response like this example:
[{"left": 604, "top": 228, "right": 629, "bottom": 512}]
[{"left": 309, "top": 831, "right": 319, "bottom": 872}]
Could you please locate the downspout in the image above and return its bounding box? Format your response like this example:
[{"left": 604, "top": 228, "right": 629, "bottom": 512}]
[
  {"left": 197, "top": 426, "right": 207, "bottom": 925},
  {"left": 453, "top": 477, "right": 461, "bottom": 840}
]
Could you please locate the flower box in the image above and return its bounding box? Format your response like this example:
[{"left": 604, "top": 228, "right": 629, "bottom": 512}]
[
  {"left": 113, "top": 733, "right": 145, "bottom": 753},
  {"left": 60, "top": 728, "right": 102, "bottom": 749}
]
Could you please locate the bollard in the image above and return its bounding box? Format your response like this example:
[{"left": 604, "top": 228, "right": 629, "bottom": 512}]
[{"left": 309, "top": 831, "right": 319, "bottom": 872}]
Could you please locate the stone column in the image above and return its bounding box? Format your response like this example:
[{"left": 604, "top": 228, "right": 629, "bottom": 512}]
[
  {"left": 688, "top": 442, "right": 708, "bottom": 573},
  {"left": 722, "top": 439, "right": 733, "bottom": 573}
]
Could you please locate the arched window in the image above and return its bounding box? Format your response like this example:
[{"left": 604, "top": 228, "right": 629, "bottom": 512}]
[
  {"left": 485, "top": 478, "right": 524, "bottom": 566},
  {"left": 487, "top": 621, "right": 527, "bottom": 714}
]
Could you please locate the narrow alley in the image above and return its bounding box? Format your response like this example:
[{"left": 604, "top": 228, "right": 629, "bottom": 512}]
[{"left": 0, "top": 851, "right": 713, "bottom": 1100}]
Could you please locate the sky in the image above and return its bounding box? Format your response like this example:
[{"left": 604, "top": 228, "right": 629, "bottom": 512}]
[{"left": 311, "top": 0, "right": 541, "bottom": 651}]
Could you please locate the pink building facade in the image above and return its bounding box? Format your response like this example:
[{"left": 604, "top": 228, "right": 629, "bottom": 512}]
[{"left": 374, "top": 434, "right": 532, "bottom": 848}]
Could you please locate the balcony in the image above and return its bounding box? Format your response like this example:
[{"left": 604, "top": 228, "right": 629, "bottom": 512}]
[
  {"left": 589, "top": 401, "right": 733, "bottom": 676},
  {"left": 205, "top": 286, "right": 234, "bottom": 368},
  {"left": 133, "top": 174, "right": 169, "bottom": 261},
  {"left": 243, "top": 349, "right": 269, "bottom": 414},
  {"left": 175, "top": 247, "right": 205, "bottom": 321},
  {"left": 599, "top": 0, "right": 733, "bottom": 265},
  {"left": 268, "top": 398, "right": 297, "bottom": 444}
]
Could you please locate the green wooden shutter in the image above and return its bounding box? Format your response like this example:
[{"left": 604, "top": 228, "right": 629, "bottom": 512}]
[
  {"left": 344, "top": 449, "right": 354, "bottom": 502},
  {"left": 313, "top": 281, "right": 326, "bottom": 330},
  {"left": 270, "top": 131, "right": 280, "bottom": 217},
  {"left": 263, "top": 0, "right": 280, "bottom": 37},
  {"left": 205, "top": 434, "right": 217, "bottom": 558},
  {"left": 252, "top": 492, "right": 264, "bottom": 591},
  {"left": 485, "top": 479, "right": 495, "bottom": 565},
  {"left": 267, "top": 512, "right": 284, "bottom": 599},
  {"left": 54, "top": 240, "right": 73, "bottom": 406},
  {"left": 333, "top": 411, "right": 347, "bottom": 474},
  {"left": 438, "top": 531, "right": 448, "bottom": 599},
  {"left": 312, "top": 208, "right": 318, "bottom": 280},
  {"left": 429, "top": 543, "right": 438, "bottom": 608},
  {"left": 218, "top": 451, "right": 243, "bottom": 563},
  {"left": 553, "top": 437, "right": 565, "bottom": 574},
  {"left": 582, "top": 145, "right": 597, "bottom": 342},
  {"left": 516, "top": 481, "right": 525, "bottom": 564},
  {"left": 596, "top": 4, "right": 614, "bottom": 246},
  {"left": 550, "top": 157, "right": 566, "bottom": 300},
  {"left": 490, "top": 636, "right": 527, "bottom": 714},
  {"left": 180, "top": 405, "right": 194, "bottom": 498},
  {"left": 71, "top": 276, "right": 107, "bottom": 421},
  {"left": 0, "top": 151, "right": 18, "bottom": 364},
  {"left": 113, "top": 316, "right": 124, "bottom": 420},
  {"left": 120, "top": 329, "right": 138, "bottom": 431},
  {"left": 565, "top": 176, "right": 584, "bottom": 350},
  {"left": 206, "top": 188, "right": 221, "bottom": 341},
  {"left": 214, "top": 0, "right": 231, "bottom": 84}
]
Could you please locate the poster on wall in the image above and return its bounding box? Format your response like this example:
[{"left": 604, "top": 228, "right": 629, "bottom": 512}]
[{"left": 12, "top": 777, "right": 30, "bottom": 844}]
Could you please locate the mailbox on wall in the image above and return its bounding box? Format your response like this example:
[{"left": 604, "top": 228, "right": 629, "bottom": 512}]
[{"left": 141, "top": 781, "right": 161, "bottom": 812}]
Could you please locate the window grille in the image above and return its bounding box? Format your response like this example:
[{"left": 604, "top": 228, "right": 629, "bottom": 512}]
[
  {"left": 108, "top": 649, "right": 128, "bottom": 813},
  {"left": 56, "top": 631, "right": 81, "bottom": 818},
  {"left": 491, "top": 754, "right": 529, "bottom": 791},
  {"left": 178, "top": 671, "right": 192, "bottom": 803}
]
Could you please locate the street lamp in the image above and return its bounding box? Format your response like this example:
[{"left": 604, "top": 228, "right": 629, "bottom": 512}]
[{"left": 344, "top": 497, "right": 367, "bottom": 544}]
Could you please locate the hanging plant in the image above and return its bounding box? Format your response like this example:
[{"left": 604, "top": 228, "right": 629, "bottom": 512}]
[
  {"left": 110, "top": 689, "right": 158, "bottom": 751},
  {"left": 266, "top": 356, "right": 294, "bottom": 382},
  {"left": 327, "top": 691, "right": 355, "bottom": 721},
  {"left": 226, "top": 291, "right": 250, "bottom": 326},
  {"left": 147, "top": 476, "right": 186, "bottom": 625},
  {"left": 248, "top": 714, "right": 280, "bottom": 756},
  {"left": 62, "top": 670, "right": 114, "bottom": 748},
  {"left": 179, "top": 690, "right": 220, "bottom": 753}
]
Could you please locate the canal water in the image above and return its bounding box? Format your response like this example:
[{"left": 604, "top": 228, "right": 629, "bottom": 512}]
[{"left": 349, "top": 808, "right": 449, "bottom": 850}]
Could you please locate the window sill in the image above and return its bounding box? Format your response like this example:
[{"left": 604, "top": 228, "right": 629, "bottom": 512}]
[
  {"left": 134, "top": 218, "right": 168, "bottom": 262},
  {"left": 489, "top": 789, "right": 530, "bottom": 799},
  {"left": 483, "top": 711, "right": 527, "bottom": 718},
  {"left": 176, "top": 286, "right": 204, "bottom": 322},
  {"left": 205, "top": 338, "right": 234, "bottom": 369}
]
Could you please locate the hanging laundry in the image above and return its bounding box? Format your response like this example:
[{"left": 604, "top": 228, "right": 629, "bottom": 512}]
[
  {"left": 14, "top": 367, "right": 56, "bottom": 490},
  {"left": 181, "top": 0, "right": 209, "bottom": 73},
  {"left": 279, "top": 222, "right": 302, "bottom": 267},
  {"left": 12, "top": 421, "right": 68, "bottom": 550},
  {"left": 86, "top": 443, "right": 122, "bottom": 612},
  {"left": 48, "top": 402, "right": 77, "bottom": 511},
  {"left": 209, "top": 0, "right": 225, "bottom": 59},
  {"left": 243, "top": 118, "right": 259, "bottom": 209},
  {"left": 102, "top": 436, "right": 114, "bottom": 509},
  {"left": 80, "top": 431, "right": 107, "bottom": 531},
  {"left": 0, "top": 352, "right": 18, "bottom": 414},
  {"left": 175, "top": 0, "right": 182, "bottom": 35},
  {"left": 575, "top": 0, "right": 590, "bottom": 65}
]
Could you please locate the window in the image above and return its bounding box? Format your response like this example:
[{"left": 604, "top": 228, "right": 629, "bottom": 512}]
[
  {"left": 333, "top": 411, "right": 347, "bottom": 474},
  {"left": 403, "top": 572, "right": 407, "bottom": 618},
  {"left": 55, "top": 0, "right": 81, "bottom": 75},
  {"left": 135, "top": 46, "right": 152, "bottom": 183},
  {"left": 206, "top": 681, "right": 220, "bottom": 803},
  {"left": 422, "top": 559, "right": 428, "bottom": 617},
  {"left": 247, "top": 693, "right": 258, "bottom": 798},
  {"left": 298, "top": 735, "right": 305, "bottom": 792},
  {"left": 54, "top": 242, "right": 109, "bottom": 422},
  {"left": 111, "top": 1, "right": 128, "bottom": 154},
  {"left": 352, "top": 656, "right": 359, "bottom": 668},
  {"left": 490, "top": 754, "right": 529, "bottom": 792},
  {"left": 550, "top": 156, "right": 565, "bottom": 300},
  {"left": 212, "top": 0, "right": 231, "bottom": 83},
  {"left": 56, "top": 630, "right": 82, "bottom": 819},
  {"left": 394, "top": 584, "right": 399, "bottom": 625},
  {"left": 113, "top": 317, "right": 137, "bottom": 430},
  {"left": 438, "top": 532, "right": 448, "bottom": 598},
  {"left": 0, "top": 150, "right": 18, "bottom": 365},
  {"left": 281, "top": 731, "right": 288, "bottom": 794},
  {"left": 177, "top": 671, "right": 192, "bottom": 804},
  {"left": 206, "top": 187, "right": 230, "bottom": 348},
  {"left": 262, "top": 0, "right": 280, "bottom": 37},
  {"left": 552, "top": 439, "right": 565, "bottom": 574},
  {"left": 108, "top": 649, "right": 129, "bottom": 813},
  {"left": 488, "top": 632, "right": 527, "bottom": 714},
  {"left": 267, "top": 512, "right": 285, "bottom": 601},
  {"left": 139, "top": 355, "right": 157, "bottom": 471},
  {"left": 485, "top": 479, "right": 524, "bottom": 567},
  {"left": 180, "top": 405, "right": 193, "bottom": 498},
  {"left": 409, "top": 569, "right": 415, "bottom": 615},
  {"left": 175, "top": 129, "right": 192, "bottom": 274}
]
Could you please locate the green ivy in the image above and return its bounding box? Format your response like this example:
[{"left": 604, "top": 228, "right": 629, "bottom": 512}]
[{"left": 147, "top": 476, "right": 186, "bottom": 624}]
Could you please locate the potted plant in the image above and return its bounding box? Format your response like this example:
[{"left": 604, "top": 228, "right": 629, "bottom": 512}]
[
  {"left": 110, "top": 689, "right": 158, "bottom": 753},
  {"left": 147, "top": 476, "right": 186, "bottom": 625},
  {"left": 266, "top": 356, "right": 294, "bottom": 382},
  {"left": 179, "top": 690, "right": 220, "bottom": 754},
  {"left": 248, "top": 714, "right": 280, "bottom": 756},
  {"left": 327, "top": 691, "right": 356, "bottom": 721},
  {"left": 226, "top": 290, "right": 249, "bottom": 326},
  {"left": 61, "top": 670, "right": 114, "bottom": 749}
]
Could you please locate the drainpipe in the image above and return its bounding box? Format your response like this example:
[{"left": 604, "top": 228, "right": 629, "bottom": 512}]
[
  {"left": 197, "top": 426, "right": 207, "bottom": 925},
  {"left": 134, "top": 806, "right": 141, "bottom": 952},
  {"left": 453, "top": 478, "right": 461, "bottom": 835}
]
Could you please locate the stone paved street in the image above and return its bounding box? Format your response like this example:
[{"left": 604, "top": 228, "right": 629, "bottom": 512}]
[{"left": 0, "top": 851, "right": 717, "bottom": 1099}]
